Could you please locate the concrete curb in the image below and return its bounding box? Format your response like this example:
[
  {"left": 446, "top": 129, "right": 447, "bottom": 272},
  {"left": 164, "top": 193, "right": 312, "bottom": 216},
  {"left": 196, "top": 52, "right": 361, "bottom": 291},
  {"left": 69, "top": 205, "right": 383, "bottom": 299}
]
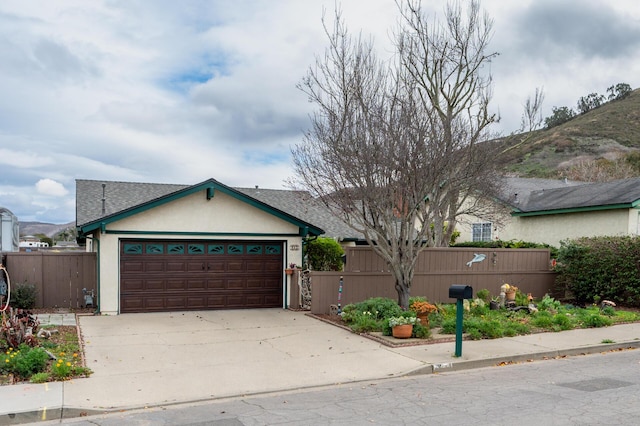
[{"left": 405, "top": 340, "right": 640, "bottom": 375}]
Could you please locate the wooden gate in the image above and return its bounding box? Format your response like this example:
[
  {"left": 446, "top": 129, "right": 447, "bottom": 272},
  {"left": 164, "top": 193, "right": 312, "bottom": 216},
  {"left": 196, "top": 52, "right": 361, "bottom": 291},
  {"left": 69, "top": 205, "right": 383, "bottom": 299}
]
[{"left": 3, "top": 252, "right": 97, "bottom": 309}]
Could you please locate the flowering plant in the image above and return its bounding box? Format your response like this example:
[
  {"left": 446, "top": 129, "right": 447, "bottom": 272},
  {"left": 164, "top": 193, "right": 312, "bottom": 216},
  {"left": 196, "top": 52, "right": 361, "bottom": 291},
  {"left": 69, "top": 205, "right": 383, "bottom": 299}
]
[
  {"left": 502, "top": 283, "right": 518, "bottom": 293},
  {"left": 388, "top": 316, "right": 418, "bottom": 327},
  {"left": 288, "top": 263, "right": 299, "bottom": 269},
  {"left": 409, "top": 301, "right": 437, "bottom": 315}
]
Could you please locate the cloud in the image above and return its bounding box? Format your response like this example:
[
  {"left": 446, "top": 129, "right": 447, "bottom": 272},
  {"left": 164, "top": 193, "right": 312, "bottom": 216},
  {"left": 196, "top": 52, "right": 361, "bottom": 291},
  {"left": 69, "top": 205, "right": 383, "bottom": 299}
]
[
  {"left": 0, "top": 0, "right": 638, "bottom": 225},
  {"left": 35, "top": 179, "right": 69, "bottom": 197}
]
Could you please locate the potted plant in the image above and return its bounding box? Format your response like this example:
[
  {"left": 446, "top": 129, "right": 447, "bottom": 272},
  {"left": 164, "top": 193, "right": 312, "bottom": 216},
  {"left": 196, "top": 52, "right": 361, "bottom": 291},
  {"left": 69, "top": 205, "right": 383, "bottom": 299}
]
[
  {"left": 502, "top": 283, "right": 518, "bottom": 301},
  {"left": 388, "top": 316, "right": 418, "bottom": 338},
  {"left": 409, "top": 301, "right": 437, "bottom": 326},
  {"left": 285, "top": 263, "right": 298, "bottom": 275}
]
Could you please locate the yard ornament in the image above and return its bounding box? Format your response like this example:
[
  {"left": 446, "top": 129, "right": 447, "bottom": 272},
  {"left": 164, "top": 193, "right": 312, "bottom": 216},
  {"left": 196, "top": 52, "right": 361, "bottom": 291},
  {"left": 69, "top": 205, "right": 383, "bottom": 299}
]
[{"left": 466, "top": 253, "right": 486, "bottom": 267}]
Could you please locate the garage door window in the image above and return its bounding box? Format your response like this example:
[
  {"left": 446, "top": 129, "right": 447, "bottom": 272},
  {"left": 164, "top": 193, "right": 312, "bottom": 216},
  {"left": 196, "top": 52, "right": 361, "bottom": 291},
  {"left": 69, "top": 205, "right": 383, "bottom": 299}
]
[
  {"left": 124, "top": 243, "right": 142, "bottom": 254},
  {"left": 168, "top": 244, "right": 184, "bottom": 254},
  {"left": 208, "top": 244, "right": 224, "bottom": 254},
  {"left": 188, "top": 244, "right": 205, "bottom": 254},
  {"left": 146, "top": 244, "right": 163, "bottom": 254}
]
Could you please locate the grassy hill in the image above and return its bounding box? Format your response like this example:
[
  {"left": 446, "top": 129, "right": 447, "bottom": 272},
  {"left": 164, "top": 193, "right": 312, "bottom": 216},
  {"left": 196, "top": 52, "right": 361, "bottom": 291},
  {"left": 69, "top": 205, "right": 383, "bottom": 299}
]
[{"left": 496, "top": 88, "right": 640, "bottom": 178}]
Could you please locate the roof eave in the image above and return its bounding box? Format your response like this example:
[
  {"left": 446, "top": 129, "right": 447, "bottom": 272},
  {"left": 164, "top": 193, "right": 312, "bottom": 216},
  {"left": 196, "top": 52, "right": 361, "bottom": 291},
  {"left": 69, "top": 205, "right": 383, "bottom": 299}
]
[{"left": 512, "top": 202, "right": 639, "bottom": 217}]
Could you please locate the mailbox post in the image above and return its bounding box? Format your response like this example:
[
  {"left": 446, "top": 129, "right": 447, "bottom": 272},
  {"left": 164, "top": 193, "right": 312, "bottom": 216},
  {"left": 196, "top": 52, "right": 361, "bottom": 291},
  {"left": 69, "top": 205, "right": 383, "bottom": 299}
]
[{"left": 449, "top": 284, "right": 473, "bottom": 357}]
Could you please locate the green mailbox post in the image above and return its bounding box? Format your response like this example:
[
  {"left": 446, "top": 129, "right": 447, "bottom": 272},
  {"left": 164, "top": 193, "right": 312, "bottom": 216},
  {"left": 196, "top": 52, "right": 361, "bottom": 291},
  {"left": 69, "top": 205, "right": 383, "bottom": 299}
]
[{"left": 449, "top": 284, "right": 473, "bottom": 357}]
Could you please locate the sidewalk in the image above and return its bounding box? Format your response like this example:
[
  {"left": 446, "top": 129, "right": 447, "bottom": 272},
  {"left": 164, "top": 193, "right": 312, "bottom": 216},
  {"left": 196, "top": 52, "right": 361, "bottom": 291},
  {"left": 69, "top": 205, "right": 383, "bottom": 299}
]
[{"left": 1, "top": 310, "right": 640, "bottom": 424}]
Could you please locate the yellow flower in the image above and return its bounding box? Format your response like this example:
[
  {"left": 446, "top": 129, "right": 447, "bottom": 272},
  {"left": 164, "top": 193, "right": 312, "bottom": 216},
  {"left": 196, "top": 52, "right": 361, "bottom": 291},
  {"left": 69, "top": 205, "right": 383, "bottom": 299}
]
[
  {"left": 73, "top": 353, "right": 78, "bottom": 358},
  {"left": 4, "top": 359, "right": 8, "bottom": 363},
  {"left": 66, "top": 362, "right": 71, "bottom": 367},
  {"left": 59, "top": 352, "right": 66, "bottom": 356}
]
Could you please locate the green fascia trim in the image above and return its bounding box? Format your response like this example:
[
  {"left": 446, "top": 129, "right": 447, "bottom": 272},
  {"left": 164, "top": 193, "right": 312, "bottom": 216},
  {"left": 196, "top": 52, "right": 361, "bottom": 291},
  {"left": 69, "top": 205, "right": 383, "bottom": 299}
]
[
  {"left": 104, "top": 230, "right": 303, "bottom": 238},
  {"left": 512, "top": 202, "right": 637, "bottom": 217},
  {"left": 79, "top": 178, "right": 324, "bottom": 237}
]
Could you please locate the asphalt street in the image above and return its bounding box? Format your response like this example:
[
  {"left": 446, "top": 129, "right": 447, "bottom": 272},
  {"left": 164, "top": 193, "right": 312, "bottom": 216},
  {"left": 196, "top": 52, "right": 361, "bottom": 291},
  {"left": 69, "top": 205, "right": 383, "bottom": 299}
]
[{"left": 44, "top": 347, "right": 640, "bottom": 426}]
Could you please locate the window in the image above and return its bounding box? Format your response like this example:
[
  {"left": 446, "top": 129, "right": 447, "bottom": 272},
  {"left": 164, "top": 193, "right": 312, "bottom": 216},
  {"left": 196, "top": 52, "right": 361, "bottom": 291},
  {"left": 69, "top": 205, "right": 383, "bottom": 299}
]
[{"left": 472, "top": 222, "right": 492, "bottom": 242}]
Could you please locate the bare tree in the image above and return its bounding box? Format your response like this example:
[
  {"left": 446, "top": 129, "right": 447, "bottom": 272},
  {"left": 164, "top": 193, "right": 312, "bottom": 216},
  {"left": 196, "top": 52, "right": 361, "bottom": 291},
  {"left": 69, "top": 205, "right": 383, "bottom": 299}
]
[
  {"left": 292, "top": 0, "right": 503, "bottom": 308},
  {"left": 520, "top": 87, "right": 545, "bottom": 133}
]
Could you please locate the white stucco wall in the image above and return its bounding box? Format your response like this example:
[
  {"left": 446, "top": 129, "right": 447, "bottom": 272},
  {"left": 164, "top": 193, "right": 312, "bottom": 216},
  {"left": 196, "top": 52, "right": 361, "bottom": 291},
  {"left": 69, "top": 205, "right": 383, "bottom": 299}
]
[
  {"left": 89, "top": 190, "right": 306, "bottom": 314},
  {"left": 457, "top": 208, "right": 640, "bottom": 247}
]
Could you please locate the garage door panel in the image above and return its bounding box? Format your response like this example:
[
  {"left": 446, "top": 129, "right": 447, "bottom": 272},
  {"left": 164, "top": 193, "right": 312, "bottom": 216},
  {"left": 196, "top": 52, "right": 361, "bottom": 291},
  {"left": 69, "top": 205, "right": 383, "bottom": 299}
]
[
  {"left": 166, "top": 279, "right": 186, "bottom": 291},
  {"left": 227, "top": 261, "right": 243, "bottom": 272},
  {"left": 121, "top": 279, "right": 144, "bottom": 292},
  {"left": 208, "top": 279, "right": 225, "bottom": 289},
  {"left": 207, "top": 261, "right": 225, "bottom": 272},
  {"left": 145, "top": 261, "right": 165, "bottom": 273},
  {"left": 227, "top": 279, "right": 244, "bottom": 289},
  {"left": 207, "top": 295, "right": 226, "bottom": 307},
  {"left": 187, "top": 296, "right": 206, "bottom": 308},
  {"left": 264, "top": 278, "right": 281, "bottom": 289},
  {"left": 121, "top": 240, "right": 284, "bottom": 313},
  {"left": 121, "top": 297, "right": 143, "bottom": 311},
  {"left": 187, "top": 262, "right": 206, "bottom": 272},
  {"left": 246, "top": 278, "right": 263, "bottom": 289},
  {"left": 264, "top": 262, "right": 281, "bottom": 273},
  {"left": 166, "top": 261, "right": 186, "bottom": 272},
  {"left": 146, "top": 280, "right": 164, "bottom": 291},
  {"left": 245, "top": 261, "right": 263, "bottom": 272},
  {"left": 144, "top": 298, "right": 165, "bottom": 310},
  {"left": 165, "top": 296, "right": 186, "bottom": 309},
  {"left": 122, "top": 262, "right": 143, "bottom": 273},
  {"left": 187, "top": 279, "right": 206, "bottom": 290}
]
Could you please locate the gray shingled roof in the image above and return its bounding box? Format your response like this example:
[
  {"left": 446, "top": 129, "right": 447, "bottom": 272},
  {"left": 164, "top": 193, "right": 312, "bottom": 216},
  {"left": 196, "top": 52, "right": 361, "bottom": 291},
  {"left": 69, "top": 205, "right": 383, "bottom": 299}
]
[
  {"left": 76, "top": 179, "right": 361, "bottom": 240},
  {"left": 504, "top": 177, "right": 640, "bottom": 214},
  {"left": 76, "top": 180, "right": 187, "bottom": 226}
]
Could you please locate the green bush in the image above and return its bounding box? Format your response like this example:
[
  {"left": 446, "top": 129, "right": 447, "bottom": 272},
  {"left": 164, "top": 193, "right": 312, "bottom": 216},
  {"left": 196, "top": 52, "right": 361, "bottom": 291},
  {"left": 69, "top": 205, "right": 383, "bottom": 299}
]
[
  {"left": 11, "top": 282, "right": 38, "bottom": 309},
  {"left": 556, "top": 236, "right": 640, "bottom": 306},
  {"left": 1, "top": 345, "right": 49, "bottom": 379},
  {"left": 350, "top": 297, "right": 403, "bottom": 321},
  {"left": 453, "top": 239, "right": 558, "bottom": 258},
  {"left": 476, "top": 289, "right": 490, "bottom": 303},
  {"left": 306, "top": 237, "right": 344, "bottom": 271}
]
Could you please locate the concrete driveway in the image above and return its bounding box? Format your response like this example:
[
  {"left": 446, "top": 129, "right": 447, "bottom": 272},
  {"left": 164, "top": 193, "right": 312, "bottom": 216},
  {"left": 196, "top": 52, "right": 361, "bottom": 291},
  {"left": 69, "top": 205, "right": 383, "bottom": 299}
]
[{"left": 64, "top": 309, "right": 425, "bottom": 411}]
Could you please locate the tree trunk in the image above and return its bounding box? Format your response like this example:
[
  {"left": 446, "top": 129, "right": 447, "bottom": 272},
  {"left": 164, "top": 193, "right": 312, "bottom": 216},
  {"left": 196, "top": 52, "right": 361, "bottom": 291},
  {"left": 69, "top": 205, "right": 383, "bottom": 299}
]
[{"left": 395, "top": 279, "right": 411, "bottom": 310}]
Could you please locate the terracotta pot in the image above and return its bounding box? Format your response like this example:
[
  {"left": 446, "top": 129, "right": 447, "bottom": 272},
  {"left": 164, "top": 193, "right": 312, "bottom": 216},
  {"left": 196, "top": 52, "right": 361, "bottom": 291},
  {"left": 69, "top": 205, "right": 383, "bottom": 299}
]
[
  {"left": 417, "top": 314, "right": 430, "bottom": 327},
  {"left": 392, "top": 324, "right": 413, "bottom": 339},
  {"left": 505, "top": 291, "right": 516, "bottom": 301},
  {"left": 285, "top": 269, "right": 293, "bottom": 275}
]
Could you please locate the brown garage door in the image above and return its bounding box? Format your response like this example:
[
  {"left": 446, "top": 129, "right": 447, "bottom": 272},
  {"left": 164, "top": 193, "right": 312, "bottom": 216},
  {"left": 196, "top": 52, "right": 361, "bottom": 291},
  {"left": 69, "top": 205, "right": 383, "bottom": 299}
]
[{"left": 120, "top": 240, "right": 284, "bottom": 313}]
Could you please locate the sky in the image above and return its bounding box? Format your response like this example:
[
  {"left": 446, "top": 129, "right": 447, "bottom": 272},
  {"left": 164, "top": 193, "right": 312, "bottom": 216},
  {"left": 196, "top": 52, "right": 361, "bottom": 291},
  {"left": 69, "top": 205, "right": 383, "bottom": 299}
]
[{"left": 1, "top": 0, "right": 639, "bottom": 225}]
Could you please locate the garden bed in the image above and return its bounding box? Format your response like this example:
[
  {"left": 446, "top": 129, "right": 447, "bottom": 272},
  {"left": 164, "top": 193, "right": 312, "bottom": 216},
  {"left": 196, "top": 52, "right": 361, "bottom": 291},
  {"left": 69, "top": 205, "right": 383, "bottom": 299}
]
[
  {"left": 308, "top": 295, "right": 640, "bottom": 348},
  {"left": 1, "top": 310, "right": 92, "bottom": 385}
]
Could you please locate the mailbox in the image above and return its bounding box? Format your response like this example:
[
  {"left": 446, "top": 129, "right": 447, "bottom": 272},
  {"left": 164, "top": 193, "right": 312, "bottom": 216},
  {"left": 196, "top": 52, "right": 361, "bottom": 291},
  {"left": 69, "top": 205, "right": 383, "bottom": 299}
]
[{"left": 449, "top": 284, "right": 473, "bottom": 300}]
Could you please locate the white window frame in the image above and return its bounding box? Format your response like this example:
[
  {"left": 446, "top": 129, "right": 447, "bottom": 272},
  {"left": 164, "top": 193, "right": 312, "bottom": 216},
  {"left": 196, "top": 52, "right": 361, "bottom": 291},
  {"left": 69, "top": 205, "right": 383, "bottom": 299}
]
[{"left": 472, "top": 222, "right": 492, "bottom": 242}]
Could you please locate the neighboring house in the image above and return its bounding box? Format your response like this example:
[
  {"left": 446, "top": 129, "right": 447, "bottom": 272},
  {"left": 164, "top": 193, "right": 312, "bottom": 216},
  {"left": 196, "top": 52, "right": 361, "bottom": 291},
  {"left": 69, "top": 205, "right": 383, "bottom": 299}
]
[
  {"left": 0, "top": 207, "right": 19, "bottom": 252},
  {"left": 19, "top": 235, "right": 50, "bottom": 250},
  {"left": 76, "top": 179, "right": 324, "bottom": 315},
  {"left": 458, "top": 177, "right": 640, "bottom": 247}
]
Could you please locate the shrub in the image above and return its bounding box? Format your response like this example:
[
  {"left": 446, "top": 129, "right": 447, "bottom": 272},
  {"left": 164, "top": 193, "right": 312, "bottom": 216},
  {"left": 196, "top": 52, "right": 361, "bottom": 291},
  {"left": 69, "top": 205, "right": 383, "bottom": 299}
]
[
  {"left": 412, "top": 322, "right": 431, "bottom": 339},
  {"left": 453, "top": 239, "right": 558, "bottom": 258},
  {"left": 305, "top": 237, "right": 344, "bottom": 271},
  {"left": 581, "top": 313, "right": 613, "bottom": 328},
  {"left": 556, "top": 236, "right": 640, "bottom": 306},
  {"left": 476, "top": 289, "right": 490, "bottom": 303},
  {"left": 350, "top": 297, "right": 403, "bottom": 321},
  {"left": 1, "top": 345, "right": 49, "bottom": 379},
  {"left": 11, "top": 283, "right": 38, "bottom": 309}
]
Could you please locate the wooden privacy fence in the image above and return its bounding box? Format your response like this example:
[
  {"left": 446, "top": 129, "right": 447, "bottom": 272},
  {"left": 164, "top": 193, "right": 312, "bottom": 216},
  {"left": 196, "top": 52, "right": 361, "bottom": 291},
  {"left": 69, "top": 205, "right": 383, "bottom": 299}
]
[
  {"left": 290, "top": 247, "right": 557, "bottom": 314},
  {"left": 2, "top": 252, "right": 97, "bottom": 309}
]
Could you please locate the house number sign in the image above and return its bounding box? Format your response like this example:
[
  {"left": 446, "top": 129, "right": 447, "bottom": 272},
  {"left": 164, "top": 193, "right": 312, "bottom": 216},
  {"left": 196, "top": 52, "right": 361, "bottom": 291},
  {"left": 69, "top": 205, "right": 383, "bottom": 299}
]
[{"left": 290, "top": 244, "right": 300, "bottom": 251}]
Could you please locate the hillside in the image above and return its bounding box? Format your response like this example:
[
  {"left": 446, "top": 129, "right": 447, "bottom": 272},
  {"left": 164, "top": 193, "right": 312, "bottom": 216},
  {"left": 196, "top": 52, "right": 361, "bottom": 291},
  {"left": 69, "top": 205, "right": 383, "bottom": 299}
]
[
  {"left": 496, "top": 88, "right": 640, "bottom": 178},
  {"left": 20, "top": 221, "right": 75, "bottom": 238}
]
